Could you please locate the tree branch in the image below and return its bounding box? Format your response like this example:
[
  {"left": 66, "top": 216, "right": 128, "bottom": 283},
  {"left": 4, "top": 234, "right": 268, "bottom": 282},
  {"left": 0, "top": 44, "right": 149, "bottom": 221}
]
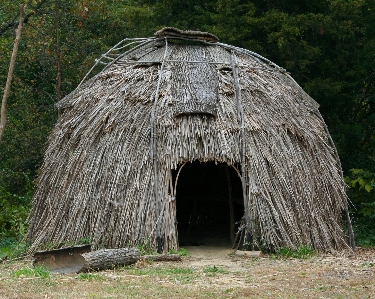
[
  {"left": 0, "top": 0, "right": 48, "bottom": 36},
  {"left": 0, "top": 5, "right": 26, "bottom": 142}
]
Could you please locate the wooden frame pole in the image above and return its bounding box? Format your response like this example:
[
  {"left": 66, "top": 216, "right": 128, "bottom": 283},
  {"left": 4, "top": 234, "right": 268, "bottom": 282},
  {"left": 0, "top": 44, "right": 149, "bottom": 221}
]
[{"left": 0, "top": 5, "right": 26, "bottom": 142}]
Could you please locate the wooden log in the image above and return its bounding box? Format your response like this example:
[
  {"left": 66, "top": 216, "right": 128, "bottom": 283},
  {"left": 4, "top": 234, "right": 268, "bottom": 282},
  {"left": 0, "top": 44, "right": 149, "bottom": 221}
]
[
  {"left": 235, "top": 250, "right": 262, "bottom": 258},
  {"left": 78, "top": 248, "right": 140, "bottom": 272},
  {"left": 141, "top": 254, "right": 182, "bottom": 262}
]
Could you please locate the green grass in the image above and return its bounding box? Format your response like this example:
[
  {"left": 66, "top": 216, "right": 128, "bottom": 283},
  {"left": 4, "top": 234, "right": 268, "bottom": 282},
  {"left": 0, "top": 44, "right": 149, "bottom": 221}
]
[
  {"left": 203, "top": 265, "right": 228, "bottom": 274},
  {"left": 167, "top": 247, "right": 188, "bottom": 256},
  {"left": 76, "top": 273, "right": 104, "bottom": 281},
  {"left": 275, "top": 245, "right": 315, "bottom": 259},
  {"left": 123, "top": 266, "right": 195, "bottom": 284},
  {"left": 126, "top": 266, "right": 193, "bottom": 276},
  {"left": 1, "top": 252, "right": 375, "bottom": 299},
  {"left": 13, "top": 265, "right": 50, "bottom": 278}
]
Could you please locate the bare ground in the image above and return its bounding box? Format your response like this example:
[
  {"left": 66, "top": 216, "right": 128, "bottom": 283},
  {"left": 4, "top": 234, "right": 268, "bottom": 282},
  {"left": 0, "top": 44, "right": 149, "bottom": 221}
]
[{"left": 0, "top": 246, "right": 374, "bottom": 299}]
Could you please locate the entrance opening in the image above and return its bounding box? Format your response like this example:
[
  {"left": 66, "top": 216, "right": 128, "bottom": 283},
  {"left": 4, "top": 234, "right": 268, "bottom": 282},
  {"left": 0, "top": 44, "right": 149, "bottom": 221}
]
[{"left": 174, "top": 161, "right": 244, "bottom": 247}]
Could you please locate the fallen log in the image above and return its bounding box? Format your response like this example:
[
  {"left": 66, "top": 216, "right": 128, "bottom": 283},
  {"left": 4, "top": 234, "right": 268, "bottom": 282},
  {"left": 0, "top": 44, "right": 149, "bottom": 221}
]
[
  {"left": 34, "top": 246, "right": 140, "bottom": 274},
  {"left": 79, "top": 248, "right": 140, "bottom": 272},
  {"left": 235, "top": 250, "right": 262, "bottom": 258},
  {"left": 141, "top": 254, "right": 182, "bottom": 262}
]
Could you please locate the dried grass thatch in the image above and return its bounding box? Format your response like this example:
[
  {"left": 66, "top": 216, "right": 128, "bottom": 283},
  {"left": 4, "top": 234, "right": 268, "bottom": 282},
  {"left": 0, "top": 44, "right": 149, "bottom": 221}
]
[{"left": 27, "top": 28, "right": 354, "bottom": 253}]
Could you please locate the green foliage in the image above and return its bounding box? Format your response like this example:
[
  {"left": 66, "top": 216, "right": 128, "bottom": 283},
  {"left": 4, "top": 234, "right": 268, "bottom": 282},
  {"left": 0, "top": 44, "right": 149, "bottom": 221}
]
[
  {"left": 13, "top": 266, "right": 50, "bottom": 278},
  {"left": 347, "top": 168, "right": 375, "bottom": 217},
  {"left": 0, "top": 239, "right": 28, "bottom": 260},
  {"left": 348, "top": 169, "right": 375, "bottom": 194},
  {"left": 361, "top": 262, "right": 374, "bottom": 267},
  {"left": 352, "top": 220, "right": 375, "bottom": 248},
  {"left": 346, "top": 169, "right": 375, "bottom": 247},
  {"left": 136, "top": 242, "right": 157, "bottom": 256},
  {"left": 275, "top": 245, "right": 315, "bottom": 259},
  {"left": 0, "top": 169, "right": 32, "bottom": 243}
]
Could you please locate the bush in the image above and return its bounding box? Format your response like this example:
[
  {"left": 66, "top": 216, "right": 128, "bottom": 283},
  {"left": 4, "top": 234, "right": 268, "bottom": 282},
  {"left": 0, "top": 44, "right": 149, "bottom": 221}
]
[
  {"left": 346, "top": 169, "right": 375, "bottom": 247},
  {"left": 0, "top": 170, "right": 33, "bottom": 259},
  {"left": 0, "top": 238, "right": 28, "bottom": 260}
]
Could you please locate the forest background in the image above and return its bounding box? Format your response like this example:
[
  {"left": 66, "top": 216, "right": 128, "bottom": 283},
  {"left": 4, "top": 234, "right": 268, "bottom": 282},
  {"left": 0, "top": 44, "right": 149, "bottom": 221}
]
[{"left": 0, "top": 0, "right": 374, "bottom": 256}]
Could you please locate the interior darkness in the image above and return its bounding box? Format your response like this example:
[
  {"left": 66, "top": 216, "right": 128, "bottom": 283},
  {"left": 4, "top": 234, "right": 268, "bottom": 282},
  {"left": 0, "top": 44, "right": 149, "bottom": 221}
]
[{"left": 174, "top": 161, "right": 244, "bottom": 246}]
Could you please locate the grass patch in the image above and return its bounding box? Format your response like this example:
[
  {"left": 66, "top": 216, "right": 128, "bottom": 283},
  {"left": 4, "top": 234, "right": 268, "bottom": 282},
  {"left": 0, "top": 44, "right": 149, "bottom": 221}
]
[
  {"left": 13, "top": 265, "right": 50, "bottom": 278},
  {"left": 126, "top": 266, "right": 193, "bottom": 276},
  {"left": 275, "top": 245, "right": 315, "bottom": 259},
  {"left": 203, "top": 265, "right": 228, "bottom": 274},
  {"left": 1, "top": 251, "right": 374, "bottom": 299},
  {"left": 124, "top": 266, "right": 195, "bottom": 284},
  {"left": 76, "top": 273, "right": 104, "bottom": 281},
  {"left": 165, "top": 267, "right": 193, "bottom": 274},
  {"left": 167, "top": 247, "right": 188, "bottom": 256}
]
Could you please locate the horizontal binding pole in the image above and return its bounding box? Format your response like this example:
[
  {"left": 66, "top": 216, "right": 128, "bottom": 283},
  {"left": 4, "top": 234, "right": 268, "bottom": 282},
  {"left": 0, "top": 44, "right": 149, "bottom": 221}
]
[
  {"left": 118, "top": 60, "right": 285, "bottom": 73},
  {"left": 118, "top": 60, "right": 231, "bottom": 65}
]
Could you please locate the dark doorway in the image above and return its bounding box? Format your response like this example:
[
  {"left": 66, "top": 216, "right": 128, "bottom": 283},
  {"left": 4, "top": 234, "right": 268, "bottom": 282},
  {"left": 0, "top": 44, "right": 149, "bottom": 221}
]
[{"left": 174, "top": 161, "right": 244, "bottom": 247}]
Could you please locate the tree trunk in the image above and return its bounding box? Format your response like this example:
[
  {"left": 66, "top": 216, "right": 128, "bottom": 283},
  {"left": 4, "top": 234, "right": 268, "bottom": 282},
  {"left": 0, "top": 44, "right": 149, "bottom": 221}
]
[
  {"left": 55, "top": 0, "right": 62, "bottom": 119},
  {"left": 0, "top": 5, "right": 25, "bottom": 142},
  {"left": 0, "top": 0, "right": 48, "bottom": 35},
  {"left": 79, "top": 248, "right": 140, "bottom": 272}
]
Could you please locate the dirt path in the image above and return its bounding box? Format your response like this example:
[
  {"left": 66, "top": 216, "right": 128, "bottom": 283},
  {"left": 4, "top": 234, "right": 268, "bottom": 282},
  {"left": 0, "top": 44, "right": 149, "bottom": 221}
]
[
  {"left": 184, "top": 245, "right": 249, "bottom": 271},
  {"left": 1, "top": 247, "right": 374, "bottom": 299},
  {"left": 180, "top": 246, "right": 375, "bottom": 294}
]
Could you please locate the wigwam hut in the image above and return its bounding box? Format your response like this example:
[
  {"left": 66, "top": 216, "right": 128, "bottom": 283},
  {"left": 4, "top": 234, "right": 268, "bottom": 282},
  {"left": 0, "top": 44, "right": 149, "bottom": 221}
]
[{"left": 28, "top": 28, "right": 355, "bottom": 253}]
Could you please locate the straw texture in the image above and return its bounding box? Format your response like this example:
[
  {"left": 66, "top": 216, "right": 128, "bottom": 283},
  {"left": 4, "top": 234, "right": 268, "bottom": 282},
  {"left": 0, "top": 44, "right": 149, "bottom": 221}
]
[{"left": 27, "top": 30, "right": 350, "bottom": 253}]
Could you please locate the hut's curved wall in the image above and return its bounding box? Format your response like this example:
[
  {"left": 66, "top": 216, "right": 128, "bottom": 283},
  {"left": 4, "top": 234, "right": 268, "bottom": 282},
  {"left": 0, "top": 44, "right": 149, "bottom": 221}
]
[{"left": 28, "top": 40, "right": 349, "bottom": 253}]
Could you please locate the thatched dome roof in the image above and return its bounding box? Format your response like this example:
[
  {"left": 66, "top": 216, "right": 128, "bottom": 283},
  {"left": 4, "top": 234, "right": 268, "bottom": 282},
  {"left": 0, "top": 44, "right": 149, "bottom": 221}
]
[{"left": 28, "top": 28, "right": 352, "bottom": 253}]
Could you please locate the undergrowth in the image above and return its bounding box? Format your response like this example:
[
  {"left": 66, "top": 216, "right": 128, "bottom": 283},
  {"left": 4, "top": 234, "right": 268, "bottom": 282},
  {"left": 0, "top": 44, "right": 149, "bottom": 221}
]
[
  {"left": 167, "top": 247, "right": 188, "bottom": 256},
  {"left": 13, "top": 266, "right": 50, "bottom": 278},
  {"left": 352, "top": 219, "right": 375, "bottom": 248},
  {"left": 0, "top": 239, "right": 28, "bottom": 260},
  {"left": 136, "top": 242, "right": 157, "bottom": 255},
  {"left": 274, "top": 245, "right": 315, "bottom": 259}
]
